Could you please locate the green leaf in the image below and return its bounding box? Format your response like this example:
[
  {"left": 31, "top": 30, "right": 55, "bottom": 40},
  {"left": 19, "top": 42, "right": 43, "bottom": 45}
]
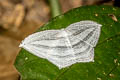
[{"left": 14, "top": 5, "right": 120, "bottom": 80}]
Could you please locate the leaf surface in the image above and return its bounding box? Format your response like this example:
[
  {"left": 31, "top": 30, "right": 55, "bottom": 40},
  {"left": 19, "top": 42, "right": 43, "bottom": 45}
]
[{"left": 15, "top": 5, "right": 120, "bottom": 80}]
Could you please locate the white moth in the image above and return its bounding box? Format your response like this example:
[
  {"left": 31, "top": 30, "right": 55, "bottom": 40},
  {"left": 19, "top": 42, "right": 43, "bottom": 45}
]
[{"left": 19, "top": 20, "right": 102, "bottom": 69}]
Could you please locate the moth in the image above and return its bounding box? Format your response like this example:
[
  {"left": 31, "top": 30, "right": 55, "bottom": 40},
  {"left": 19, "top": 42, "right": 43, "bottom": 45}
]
[{"left": 19, "top": 20, "right": 102, "bottom": 69}]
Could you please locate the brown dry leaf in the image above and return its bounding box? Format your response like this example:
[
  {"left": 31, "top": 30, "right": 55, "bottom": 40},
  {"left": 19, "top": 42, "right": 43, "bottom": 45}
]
[
  {"left": 3, "top": 4, "right": 25, "bottom": 31},
  {"left": 0, "top": 35, "right": 20, "bottom": 80},
  {"left": 13, "top": 4, "right": 25, "bottom": 30},
  {"left": 0, "top": 0, "right": 49, "bottom": 80},
  {"left": 59, "top": 0, "right": 83, "bottom": 13},
  {"left": 0, "top": 0, "right": 14, "bottom": 29},
  {"left": 108, "top": 14, "right": 118, "bottom": 22}
]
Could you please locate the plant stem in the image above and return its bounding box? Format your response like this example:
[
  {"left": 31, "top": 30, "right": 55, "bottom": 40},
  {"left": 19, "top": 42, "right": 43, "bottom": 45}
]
[{"left": 48, "top": 0, "right": 61, "bottom": 18}]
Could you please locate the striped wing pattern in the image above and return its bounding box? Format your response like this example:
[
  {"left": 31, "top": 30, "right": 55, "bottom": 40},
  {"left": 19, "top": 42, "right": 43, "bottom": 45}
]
[{"left": 19, "top": 20, "right": 102, "bottom": 69}]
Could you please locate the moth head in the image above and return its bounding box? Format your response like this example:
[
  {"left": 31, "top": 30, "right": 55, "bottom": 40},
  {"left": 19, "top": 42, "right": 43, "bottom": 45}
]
[{"left": 19, "top": 40, "right": 25, "bottom": 47}]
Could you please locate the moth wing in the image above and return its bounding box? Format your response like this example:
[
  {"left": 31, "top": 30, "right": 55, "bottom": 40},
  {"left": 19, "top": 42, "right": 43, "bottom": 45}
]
[
  {"left": 20, "top": 30, "right": 61, "bottom": 44},
  {"left": 20, "top": 30, "right": 74, "bottom": 59},
  {"left": 19, "top": 20, "right": 101, "bottom": 69},
  {"left": 22, "top": 44, "right": 47, "bottom": 58},
  {"left": 65, "top": 20, "right": 102, "bottom": 47},
  {"left": 48, "top": 46, "right": 94, "bottom": 69},
  {"left": 62, "top": 47, "right": 94, "bottom": 69},
  {"left": 75, "top": 47, "right": 94, "bottom": 62}
]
